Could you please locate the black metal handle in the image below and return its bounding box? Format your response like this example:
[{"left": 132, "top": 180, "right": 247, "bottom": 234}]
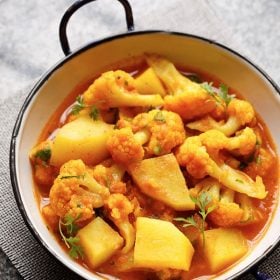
[{"left": 59, "top": 0, "right": 134, "bottom": 56}]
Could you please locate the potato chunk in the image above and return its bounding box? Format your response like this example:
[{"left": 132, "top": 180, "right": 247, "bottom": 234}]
[
  {"left": 77, "top": 217, "right": 124, "bottom": 269},
  {"left": 135, "top": 67, "right": 166, "bottom": 96},
  {"left": 200, "top": 228, "right": 248, "bottom": 273},
  {"left": 134, "top": 217, "right": 194, "bottom": 270},
  {"left": 50, "top": 116, "right": 113, "bottom": 167},
  {"left": 130, "top": 154, "right": 195, "bottom": 210}
]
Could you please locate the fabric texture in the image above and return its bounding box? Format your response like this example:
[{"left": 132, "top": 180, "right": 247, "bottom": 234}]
[{"left": 0, "top": 0, "right": 279, "bottom": 279}]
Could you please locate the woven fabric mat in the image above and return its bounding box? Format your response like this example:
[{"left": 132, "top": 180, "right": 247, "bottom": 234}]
[{"left": 0, "top": 0, "right": 279, "bottom": 279}]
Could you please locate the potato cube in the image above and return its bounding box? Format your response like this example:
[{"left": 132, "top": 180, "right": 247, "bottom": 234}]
[
  {"left": 135, "top": 67, "right": 166, "bottom": 96},
  {"left": 200, "top": 228, "right": 248, "bottom": 273},
  {"left": 50, "top": 116, "right": 113, "bottom": 167},
  {"left": 77, "top": 217, "right": 124, "bottom": 269},
  {"left": 130, "top": 154, "right": 195, "bottom": 210},
  {"left": 134, "top": 217, "right": 194, "bottom": 271}
]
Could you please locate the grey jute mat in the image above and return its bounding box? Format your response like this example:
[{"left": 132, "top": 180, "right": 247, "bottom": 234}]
[{"left": 0, "top": 0, "right": 279, "bottom": 279}]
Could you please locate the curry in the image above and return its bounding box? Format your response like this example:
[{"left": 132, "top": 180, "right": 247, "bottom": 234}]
[{"left": 30, "top": 54, "right": 279, "bottom": 279}]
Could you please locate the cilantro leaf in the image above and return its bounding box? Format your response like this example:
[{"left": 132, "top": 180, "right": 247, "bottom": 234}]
[
  {"left": 35, "top": 147, "right": 51, "bottom": 162},
  {"left": 71, "top": 95, "right": 85, "bottom": 115},
  {"left": 218, "top": 84, "right": 233, "bottom": 106},
  {"left": 201, "top": 82, "right": 234, "bottom": 107},
  {"left": 89, "top": 106, "right": 99, "bottom": 121},
  {"left": 153, "top": 111, "right": 166, "bottom": 122},
  {"left": 59, "top": 214, "right": 83, "bottom": 259},
  {"left": 67, "top": 237, "right": 84, "bottom": 259},
  {"left": 174, "top": 192, "right": 216, "bottom": 247},
  {"left": 201, "top": 82, "right": 221, "bottom": 105},
  {"left": 60, "top": 174, "right": 85, "bottom": 180}
]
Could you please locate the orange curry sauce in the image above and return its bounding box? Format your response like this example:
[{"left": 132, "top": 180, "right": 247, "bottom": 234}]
[{"left": 33, "top": 61, "right": 279, "bottom": 280}]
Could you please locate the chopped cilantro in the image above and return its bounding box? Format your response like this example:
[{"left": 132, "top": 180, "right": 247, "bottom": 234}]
[
  {"left": 59, "top": 214, "right": 83, "bottom": 259},
  {"left": 35, "top": 147, "right": 51, "bottom": 162},
  {"left": 153, "top": 111, "right": 165, "bottom": 122},
  {"left": 236, "top": 179, "right": 244, "bottom": 184},
  {"left": 71, "top": 95, "right": 85, "bottom": 115},
  {"left": 174, "top": 192, "right": 215, "bottom": 247},
  {"left": 89, "top": 106, "right": 99, "bottom": 120},
  {"left": 60, "top": 174, "right": 85, "bottom": 180},
  {"left": 217, "top": 84, "right": 233, "bottom": 106}
]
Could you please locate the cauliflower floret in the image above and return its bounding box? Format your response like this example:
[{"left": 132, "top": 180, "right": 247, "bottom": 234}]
[
  {"left": 107, "top": 109, "right": 185, "bottom": 165},
  {"left": 190, "top": 178, "right": 244, "bottom": 227},
  {"left": 42, "top": 205, "right": 59, "bottom": 231},
  {"left": 82, "top": 70, "right": 163, "bottom": 110},
  {"left": 187, "top": 98, "right": 255, "bottom": 136},
  {"left": 199, "top": 127, "right": 257, "bottom": 158},
  {"left": 146, "top": 55, "right": 216, "bottom": 120},
  {"left": 176, "top": 135, "right": 267, "bottom": 199},
  {"left": 105, "top": 193, "right": 136, "bottom": 253},
  {"left": 93, "top": 163, "right": 127, "bottom": 194},
  {"left": 176, "top": 136, "right": 211, "bottom": 179},
  {"left": 244, "top": 147, "right": 276, "bottom": 179},
  {"left": 131, "top": 109, "right": 186, "bottom": 156},
  {"left": 30, "top": 140, "right": 57, "bottom": 187},
  {"left": 106, "top": 127, "right": 148, "bottom": 165},
  {"left": 33, "top": 164, "right": 57, "bottom": 188},
  {"left": 49, "top": 159, "right": 109, "bottom": 222},
  {"left": 235, "top": 193, "right": 264, "bottom": 225}
]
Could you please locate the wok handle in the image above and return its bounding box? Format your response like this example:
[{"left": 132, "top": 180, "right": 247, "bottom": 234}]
[{"left": 59, "top": 0, "right": 134, "bottom": 56}]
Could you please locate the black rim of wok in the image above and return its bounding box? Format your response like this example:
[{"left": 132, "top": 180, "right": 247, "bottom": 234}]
[{"left": 9, "top": 6, "right": 280, "bottom": 280}]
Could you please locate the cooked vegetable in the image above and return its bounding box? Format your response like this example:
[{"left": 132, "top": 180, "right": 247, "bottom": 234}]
[
  {"left": 146, "top": 54, "right": 216, "bottom": 120},
  {"left": 134, "top": 217, "right": 194, "bottom": 271},
  {"left": 105, "top": 193, "right": 136, "bottom": 253},
  {"left": 50, "top": 116, "right": 114, "bottom": 167},
  {"left": 199, "top": 228, "right": 248, "bottom": 272},
  {"left": 77, "top": 217, "right": 124, "bottom": 268},
  {"left": 49, "top": 159, "right": 109, "bottom": 222},
  {"left": 174, "top": 191, "right": 215, "bottom": 246},
  {"left": 30, "top": 140, "right": 52, "bottom": 163},
  {"left": 30, "top": 54, "right": 278, "bottom": 279},
  {"left": 83, "top": 70, "right": 164, "bottom": 109},
  {"left": 187, "top": 98, "right": 255, "bottom": 136},
  {"left": 59, "top": 214, "right": 83, "bottom": 259},
  {"left": 107, "top": 109, "right": 186, "bottom": 164},
  {"left": 130, "top": 109, "right": 186, "bottom": 156},
  {"left": 190, "top": 178, "right": 244, "bottom": 227},
  {"left": 176, "top": 133, "right": 267, "bottom": 199},
  {"left": 130, "top": 153, "right": 194, "bottom": 211},
  {"left": 135, "top": 67, "right": 166, "bottom": 96}
]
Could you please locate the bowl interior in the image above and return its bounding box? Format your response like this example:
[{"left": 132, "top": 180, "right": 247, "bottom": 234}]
[{"left": 13, "top": 32, "right": 280, "bottom": 279}]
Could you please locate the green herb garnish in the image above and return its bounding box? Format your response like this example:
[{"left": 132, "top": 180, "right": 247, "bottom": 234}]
[
  {"left": 174, "top": 192, "right": 215, "bottom": 247},
  {"left": 217, "top": 84, "right": 233, "bottom": 106},
  {"left": 201, "top": 82, "right": 221, "bottom": 105},
  {"left": 235, "top": 179, "right": 244, "bottom": 184},
  {"left": 201, "top": 82, "right": 234, "bottom": 107},
  {"left": 255, "top": 155, "right": 262, "bottom": 164},
  {"left": 60, "top": 174, "right": 85, "bottom": 180},
  {"left": 153, "top": 111, "right": 166, "bottom": 122},
  {"left": 71, "top": 95, "right": 85, "bottom": 115},
  {"left": 89, "top": 105, "right": 99, "bottom": 120},
  {"left": 71, "top": 95, "right": 99, "bottom": 120},
  {"left": 59, "top": 214, "right": 83, "bottom": 259},
  {"left": 35, "top": 147, "right": 51, "bottom": 162}
]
